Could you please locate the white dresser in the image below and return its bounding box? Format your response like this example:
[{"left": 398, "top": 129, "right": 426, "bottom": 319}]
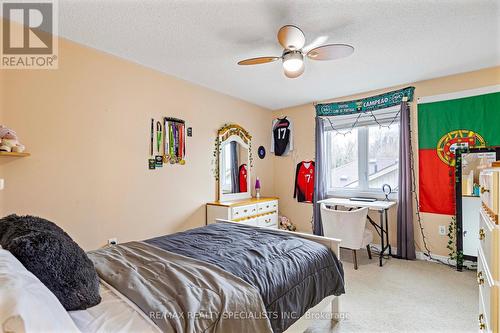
[
  {"left": 206, "top": 197, "right": 279, "bottom": 229},
  {"left": 478, "top": 165, "right": 500, "bottom": 333}
]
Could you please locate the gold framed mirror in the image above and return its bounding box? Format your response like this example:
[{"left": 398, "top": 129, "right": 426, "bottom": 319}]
[{"left": 216, "top": 124, "right": 252, "bottom": 202}]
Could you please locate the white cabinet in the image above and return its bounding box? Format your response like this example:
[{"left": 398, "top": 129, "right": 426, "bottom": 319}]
[
  {"left": 206, "top": 198, "right": 279, "bottom": 229},
  {"left": 463, "top": 196, "right": 481, "bottom": 257},
  {"left": 479, "top": 167, "right": 500, "bottom": 333}
]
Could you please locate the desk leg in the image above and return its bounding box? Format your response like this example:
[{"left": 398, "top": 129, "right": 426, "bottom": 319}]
[
  {"left": 385, "top": 209, "right": 392, "bottom": 256},
  {"left": 379, "top": 210, "right": 384, "bottom": 267}
]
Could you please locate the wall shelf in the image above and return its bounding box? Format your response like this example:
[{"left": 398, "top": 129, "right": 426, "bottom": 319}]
[{"left": 0, "top": 152, "right": 30, "bottom": 157}]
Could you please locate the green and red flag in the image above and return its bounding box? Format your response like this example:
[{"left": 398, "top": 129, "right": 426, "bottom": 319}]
[{"left": 418, "top": 91, "right": 500, "bottom": 215}]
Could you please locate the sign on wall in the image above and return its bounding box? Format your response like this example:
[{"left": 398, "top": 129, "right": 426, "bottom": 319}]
[{"left": 315, "top": 86, "right": 415, "bottom": 116}]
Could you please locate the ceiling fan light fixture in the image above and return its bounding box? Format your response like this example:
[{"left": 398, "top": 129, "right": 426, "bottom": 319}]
[
  {"left": 236, "top": 25, "right": 354, "bottom": 79},
  {"left": 284, "top": 61, "right": 304, "bottom": 79},
  {"left": 282, "top": 51, "right": 303, "bottom": 73},
  {"left": 284, "top": 68, "right": 303, "bottom": 79}
]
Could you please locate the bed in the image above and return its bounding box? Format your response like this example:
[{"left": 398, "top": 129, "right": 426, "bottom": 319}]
[{"left": 70, "top": 221, "right": 345, "bottom": 333}]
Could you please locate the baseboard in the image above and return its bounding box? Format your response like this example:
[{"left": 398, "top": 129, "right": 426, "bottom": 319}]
[
  {"left": 368, "top": 244, "right": 467, "bottom": 267},
  {"left": 415, "top": 251, "right": 454, "bottom": 265}
]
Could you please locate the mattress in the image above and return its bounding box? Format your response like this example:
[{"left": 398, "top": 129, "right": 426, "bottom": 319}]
[
  {"left": 69, "top": 281, "right": 160, "bottom": 333},
  {"left": 145, "top": 222, "right": 345, "bottom": 333}
]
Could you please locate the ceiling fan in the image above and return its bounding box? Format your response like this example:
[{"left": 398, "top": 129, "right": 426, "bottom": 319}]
[{"left": 237, "top": 25, "right": 354, "bottom": 78}]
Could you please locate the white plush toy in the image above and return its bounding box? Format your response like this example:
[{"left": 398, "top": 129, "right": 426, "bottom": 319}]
[{"left": 0, "top": 125, "right": 25, "bottom": 153}]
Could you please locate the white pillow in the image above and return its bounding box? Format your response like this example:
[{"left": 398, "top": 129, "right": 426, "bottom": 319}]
[{"left": 0, "top": 247, "right": 80, "bottom": 333}]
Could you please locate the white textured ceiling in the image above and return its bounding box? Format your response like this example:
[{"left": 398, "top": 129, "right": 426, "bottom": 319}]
[{"left": 55, "top": 0, "right": 499, "bottom": 110}]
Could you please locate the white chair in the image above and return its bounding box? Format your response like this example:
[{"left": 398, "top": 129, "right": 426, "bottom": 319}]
[{"left": 320, "top": 204, "right": 373, "bottom": 270}]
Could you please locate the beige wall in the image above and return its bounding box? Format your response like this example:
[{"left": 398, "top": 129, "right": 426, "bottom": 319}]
[
  {"left": 1, "top": 18, "right": 498, "bottom": 257},
  {"left": 0, "top": 35, "right": 275, "bottom": 250},
  {"left": 273, "top": 66, "right": 500, "bottom": 257}
]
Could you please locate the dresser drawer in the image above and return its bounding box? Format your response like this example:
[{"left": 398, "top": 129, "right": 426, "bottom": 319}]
[
  {"left": 241, "top": 216, "right": 258, "bottom": 227},
  {"left": 479, "top": 248, "right": 493, "bottom": 332},
  {"left": 232, "top": 204, "right": 257, "bottom": 219},
  {"left": 480, "top": 287, "right": 491, "bottom": 333},
  {"left": 479, "top": 208, "right": 500, "bottom": 280},
  {"left": 479, "top": 285, "right": 500, "bottom": 333},
  {"left": 257, "top": 213, "right": 278, "bottom": 228},
  {"left": 257, "top": 200, "right": 278, "bottom": 214}
]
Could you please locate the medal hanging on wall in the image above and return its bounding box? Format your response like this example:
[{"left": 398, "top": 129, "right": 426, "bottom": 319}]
[
  {"left": 166, "top": 119, "right": 172, "bottom": 164},
  {"left": 148, "top": 118, "right": 156, "bottom": 169},
  {"left": 179, "top": 123, "right": 186, "bottom": 165},
  {"left": 164, "top": 117, "right": 186, "bottom": 165},
  {"left": 155, "top": 121, "right": 163, "bottom": 168}
]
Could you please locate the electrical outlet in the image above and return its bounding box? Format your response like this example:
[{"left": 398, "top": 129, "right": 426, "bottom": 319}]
[
  {"left": 438, "top": 225, "right": 447, "bottom": 236},
  {"left": 108, "top": 238, "right": 118, "bottom": 246}
]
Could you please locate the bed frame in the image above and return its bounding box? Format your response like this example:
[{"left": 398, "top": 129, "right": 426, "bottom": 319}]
[{"left": 215, "top": 219, "right": 342, "bottom": 328}]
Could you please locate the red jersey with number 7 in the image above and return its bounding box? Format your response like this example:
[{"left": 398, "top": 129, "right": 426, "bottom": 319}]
[{"left": 294, "top": 161, "right": 315, "bottom": 202}]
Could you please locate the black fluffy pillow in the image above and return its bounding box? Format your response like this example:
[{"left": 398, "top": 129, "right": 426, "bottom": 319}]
[{"left": 0, "top": 215, "right": 101, "bottom": 310}]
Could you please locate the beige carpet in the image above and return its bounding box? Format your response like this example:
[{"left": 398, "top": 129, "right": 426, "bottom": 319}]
[{"left": 287, "top": 249, "right": 477, "bottom": 333}]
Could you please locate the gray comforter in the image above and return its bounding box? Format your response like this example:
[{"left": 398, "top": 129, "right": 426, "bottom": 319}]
[
  {"left": 146, "top": 223, "right": 345, "bottom": 332},
  {"left": 89, "top": 241, "right": 273, "bottom": 333}
]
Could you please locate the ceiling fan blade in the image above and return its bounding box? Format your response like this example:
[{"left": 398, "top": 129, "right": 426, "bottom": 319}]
[
  {"left": 302, "top": 35, "right": 329, "bottom": 53},
  {"left": 307, "top": 44, "right": 354, "bottom": 61},
  {"left": 237, "top": 56, "right": 280, "bottom": 65},
  {"left": 277, "top": 25, "right": 305, "bottom": 50}
]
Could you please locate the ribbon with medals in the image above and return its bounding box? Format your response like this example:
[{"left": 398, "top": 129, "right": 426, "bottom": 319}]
[
  {"left": 163, "top": 117, "right": 186, "bottom": 165},
  {"left": 149, "top": 117, "right": 186, "bottom": 169}
]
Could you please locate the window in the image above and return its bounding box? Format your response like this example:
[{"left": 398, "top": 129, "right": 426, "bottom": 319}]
[
  {"left": 326, "top": 119, "right": 400, "bottom": 196},
  {"left": 367, "top": 124, "right": 399, "bottom": 191},
  {"left": 326, "top": 128, "right": 359, "bottom": 189}
]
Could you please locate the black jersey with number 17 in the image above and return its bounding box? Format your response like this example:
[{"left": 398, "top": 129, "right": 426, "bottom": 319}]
[{"left": 273, "top": 118, "right": 291, "bottom": 156}]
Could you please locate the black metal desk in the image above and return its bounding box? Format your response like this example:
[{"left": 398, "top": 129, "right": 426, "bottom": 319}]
[{"left": 318, "top": 198, "right": 396, "bottom": 266}]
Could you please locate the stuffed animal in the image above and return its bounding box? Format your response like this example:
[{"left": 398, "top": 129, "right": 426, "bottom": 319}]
[
  {"left": 0, "top": 125, "right": 25, "bottom": 153},
  {"left": 279, "top": 215, "right": 297, "bottom": 231}
]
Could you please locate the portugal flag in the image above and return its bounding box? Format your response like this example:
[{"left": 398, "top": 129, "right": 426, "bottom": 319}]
[{"left": 418, "top": 91, "right": 500, "bottom": 215}]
